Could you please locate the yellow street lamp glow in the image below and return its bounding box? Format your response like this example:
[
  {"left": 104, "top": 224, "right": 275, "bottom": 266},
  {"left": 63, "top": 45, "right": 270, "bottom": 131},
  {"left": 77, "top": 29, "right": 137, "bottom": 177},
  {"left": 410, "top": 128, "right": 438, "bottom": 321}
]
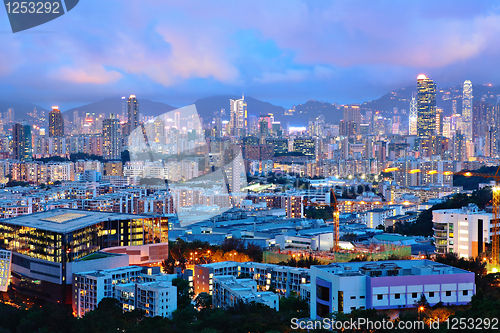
[
  {"left": 427, "top": 170, "right": 438, "bottom": 175},
  {"left": 493, "top": 268, "right": 498, "bottom": 273},
  {"left": 383, "top": 167, "right": 399, "bottom": 172},
  {"left": 493, "top": 187, "right": 500, "bottom": 192},
  {"left": 409, "top": 169, "right": 421, "bottom": 174},
  {"left": 443, "top": 171, "right": 454, "bottom": 175},
  {"left": 464, "top": 172, "right": 472, "bottom": 177}
]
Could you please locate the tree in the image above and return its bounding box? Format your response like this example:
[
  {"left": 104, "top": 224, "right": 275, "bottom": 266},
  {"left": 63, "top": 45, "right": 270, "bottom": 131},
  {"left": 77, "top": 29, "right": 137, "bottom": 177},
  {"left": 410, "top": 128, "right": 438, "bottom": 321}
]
[
  {"left": 279, "top": 291, "right": 309, "bottom": 322},
  {"left": 121, "top": 150, "right": 131, "bottom": 164},
  {"left": 195, "top": 292, "right": 212, "bottom": 310},
  {"left": 414, "top": 293, "right": 430, "bottom": 308},
  {"left": 172, "top": 278, "right": 193, "bottom": 309}
]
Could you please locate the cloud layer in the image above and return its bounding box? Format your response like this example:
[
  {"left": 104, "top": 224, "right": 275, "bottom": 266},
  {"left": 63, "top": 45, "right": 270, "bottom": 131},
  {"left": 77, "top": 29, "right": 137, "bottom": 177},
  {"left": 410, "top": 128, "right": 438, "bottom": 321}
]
[{"left": 0, "top": 0, "right": 500, "bottom": 108}]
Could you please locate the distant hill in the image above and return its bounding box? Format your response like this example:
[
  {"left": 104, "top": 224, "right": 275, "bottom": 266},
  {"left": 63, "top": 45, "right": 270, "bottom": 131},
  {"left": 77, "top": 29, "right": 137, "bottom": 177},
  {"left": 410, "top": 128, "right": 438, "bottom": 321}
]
[
  {"left": 0, "top": 100, "right": 49, "bottom": 124},
  {"left": 361, "top": 83, "right": 500, "bottom": 118},
  {"left": 63, "top": 97, "right": 177, "bottom": 121},
  {"left": 193, "top": 95, "right": 285, "bottom": 121},
  {"left": 8, "top": 81, "right": 500, "bottom": 128},
  {"left": 286, "top": 100, "right": 342, "bottom": 125}
]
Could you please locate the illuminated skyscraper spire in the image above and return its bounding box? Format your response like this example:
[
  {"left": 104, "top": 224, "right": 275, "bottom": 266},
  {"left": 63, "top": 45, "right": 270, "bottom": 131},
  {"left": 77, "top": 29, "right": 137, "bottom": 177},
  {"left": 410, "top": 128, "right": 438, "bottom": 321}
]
[
  {"left": 462, "top": 80, "right": 473, "bottom": 142},
  {"left": 409, "top": 92, "right": 417, "bottom": 135},
  {"left": 416, "top": 74, "right": 436, "bottom": 137}
]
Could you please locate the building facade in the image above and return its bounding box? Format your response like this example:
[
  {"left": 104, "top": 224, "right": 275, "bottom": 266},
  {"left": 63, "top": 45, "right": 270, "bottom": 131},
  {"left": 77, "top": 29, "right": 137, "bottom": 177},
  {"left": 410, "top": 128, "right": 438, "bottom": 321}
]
[
  {"left": 0, "top": 209, "right": 169, "bottom": 303},
  {"left": 416, "top": 75, "right": 436, "bottom": 137},
  {"left": 49, "top": 106, "right": 65, "bottom": 137},
  {"left": 432, "top": 204, "right": 493, "bottom": 258},
  {"left": 212, "top": 275, "right": 279, "bottom": 311},
  {"left": 310, "top": 260, "right": 475, "bottom": 318},
  {"left": 103, "top": 114, "right": 122, "bottom": 160}
]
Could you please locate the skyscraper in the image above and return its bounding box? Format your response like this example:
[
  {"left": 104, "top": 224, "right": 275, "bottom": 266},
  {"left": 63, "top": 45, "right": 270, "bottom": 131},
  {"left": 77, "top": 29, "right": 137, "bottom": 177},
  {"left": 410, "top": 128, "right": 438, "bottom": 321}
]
[
  {"left": 48, "top": 106, "right": 64, "bottom": 137},
  {"left": 127, "top": 95, "right": 139, "bottom": 135},
  {"left": 462, "top": 80, "right": 473, "bottom": 141},
  {"left": 436, "top": 107, "right": 443, "bottom": 136},
  {"left": 13, "top": 122, "right": 32, "bottom": 161},
  {"left": 416, "top": 74, "right": 436, "bottom": 137},
  {"left": 472, "top": 101, "right": 491, "bottom": 139},
  {"left": 409, "top": 92, "right": 417, "bottom": 135},
  {"left": 343, "top": 105, "right": 361, "bottom": 135},
  {"left": 121, "top": 96, "right": 127, "bottom": 121},
  {"left": 102, "top": 114, "right": 122, "bottom": 160},
  {"left": 174, "top": 111, "right": 180, "bottom": 129},
  {"left": 229, "top": 95, "right": 247, "bottom": 136}
]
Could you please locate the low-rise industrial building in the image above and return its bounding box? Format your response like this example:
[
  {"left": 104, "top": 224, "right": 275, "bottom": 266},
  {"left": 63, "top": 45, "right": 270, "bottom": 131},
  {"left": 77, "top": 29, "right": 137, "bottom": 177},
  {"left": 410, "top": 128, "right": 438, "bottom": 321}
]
[{"left": 310, "top": 260, "right": 475, "bottom": 318}]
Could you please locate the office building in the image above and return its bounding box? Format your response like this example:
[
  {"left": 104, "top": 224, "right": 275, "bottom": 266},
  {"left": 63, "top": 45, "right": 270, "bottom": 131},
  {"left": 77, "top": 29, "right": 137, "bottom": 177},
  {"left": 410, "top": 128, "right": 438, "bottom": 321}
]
[
  {"left": 127, "top": 95, "right": 139, "bottom": 136},
  {"left": 74, "top": 266, "right": 142, "bottom": 317},
  {"left": 0, "top": 250, "right": 12, "bottom": 292},
  {"left": 103, "top": 114, "right": 122, "bottom": 160},
  {"left": 416, "top": 75, "right": 436, "bottom": 137},
  {"left": 435, "top": 108, "right": 443, "bottom": 136},
  {"left": 212, "top": 275, "right": 279, "bottom": 311},
  {"left": 194, "top": 261, "right": 309, "bottom": 297},
  {"left": 229, "top": 95, "right": 247, "bottom": 137},
  {"left": 49, "top": 106, "right": 64, "bottom": 137},
  {"left": 462, "top": 80, "right": 473, "bottom": 142},
  {"left": 432, "top": 203, "right": 494, "bottom": 258},
  {"left": 409, "top": 93, "right": 417, "bottom": 136},
  {"left": 0, "top": 209, "right": 169, "bottom": 303},
  {"left": 343, "top": 105, "right": 361, "bottom": 133},
  {"left": 12, "top": 122, "right": 32, "bottom": 161},
  {"left": 293, "top": 138, "right": 316, "bottom": 156},
  {"left": 472, "top": 101, "right": 492, "bottom": 140},
  {"left": 310, "top": 260, "right": 475, "bottom": 318},
  {"left": 266, "top": 137, "right": 288, "bottom": 156},
  {"left": 74, "top": 265, "right": 177, "bottom": 318}
]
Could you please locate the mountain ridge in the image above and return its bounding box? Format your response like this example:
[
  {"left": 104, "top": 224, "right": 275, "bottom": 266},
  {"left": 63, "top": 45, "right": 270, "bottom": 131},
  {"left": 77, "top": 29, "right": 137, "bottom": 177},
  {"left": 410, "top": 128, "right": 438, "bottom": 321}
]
[{"left": 2, "top": 82, "right": 500, "bottom": 127}]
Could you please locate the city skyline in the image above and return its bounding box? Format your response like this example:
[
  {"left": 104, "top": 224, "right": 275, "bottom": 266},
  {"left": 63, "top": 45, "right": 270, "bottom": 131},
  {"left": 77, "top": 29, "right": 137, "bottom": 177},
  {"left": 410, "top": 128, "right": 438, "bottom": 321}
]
[
  {"left": 0, "top": 1, "right": 500, "bottom": 329},
  {"left": 1, "top": 1, "right": 500, "bottom": 109}
]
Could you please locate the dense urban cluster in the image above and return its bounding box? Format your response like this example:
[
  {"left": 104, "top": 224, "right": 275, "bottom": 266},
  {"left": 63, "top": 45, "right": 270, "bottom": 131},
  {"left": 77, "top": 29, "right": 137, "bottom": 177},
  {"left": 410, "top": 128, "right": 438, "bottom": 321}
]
[{"left": 0, "top": 75, "right": 499, "bottom": 332}]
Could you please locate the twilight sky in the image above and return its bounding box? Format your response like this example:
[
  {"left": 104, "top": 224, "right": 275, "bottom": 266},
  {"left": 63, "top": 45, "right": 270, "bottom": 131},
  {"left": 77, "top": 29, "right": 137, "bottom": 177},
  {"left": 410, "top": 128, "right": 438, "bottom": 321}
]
[{"left": 1, "top": 0, "right": 500, "bottom": 109}]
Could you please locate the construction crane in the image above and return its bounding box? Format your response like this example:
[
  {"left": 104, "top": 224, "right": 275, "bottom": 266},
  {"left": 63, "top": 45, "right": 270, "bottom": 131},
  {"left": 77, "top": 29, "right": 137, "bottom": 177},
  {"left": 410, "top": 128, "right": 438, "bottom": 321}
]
[
  {"left": 303, "top": 189, "right": 340, "bottom": 252},
  {"left": 382, "top": 166, "right": 500, "bottom": 266},
  {"left": 455, "top": 168, "right": 500, "bottom": 266}
]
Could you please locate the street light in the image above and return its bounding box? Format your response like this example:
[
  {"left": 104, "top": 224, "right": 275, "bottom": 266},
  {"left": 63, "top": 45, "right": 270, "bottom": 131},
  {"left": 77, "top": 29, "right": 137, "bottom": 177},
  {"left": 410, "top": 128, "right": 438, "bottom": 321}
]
[{"left": 418, "top": 306, "right": 425, "bottom": 320}]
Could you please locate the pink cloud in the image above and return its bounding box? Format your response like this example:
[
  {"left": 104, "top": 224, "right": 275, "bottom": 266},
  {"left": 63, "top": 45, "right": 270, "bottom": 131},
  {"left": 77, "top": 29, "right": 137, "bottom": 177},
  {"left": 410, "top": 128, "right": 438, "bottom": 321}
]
[{"left": 54, "top": 65, "right": 123, "bottom": 84}]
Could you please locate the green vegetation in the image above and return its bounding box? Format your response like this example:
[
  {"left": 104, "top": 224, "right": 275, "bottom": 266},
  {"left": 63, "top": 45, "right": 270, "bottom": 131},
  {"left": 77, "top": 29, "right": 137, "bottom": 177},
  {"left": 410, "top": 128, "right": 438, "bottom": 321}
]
[
  {"left": 162, "top": 239, "right": 263, "bottom": 274},
  {"left": 0, "top": 287, "right": 309, "bottom": 333},
  {"left": 5, "top": 180, "right": 30, "bottom": 187},
  {"left": 453, "top": 166, "right": 499, "bottom": 191},
  {"left": 304, "top": 206, "right": 334, "bottom": 220},
  {"left": 139, "top": 178, "right": 166, "bottom": 186},
  {"left": 35, "top": 156, "right": 67, "bottom": 163},
  {"left": 395, "top": 187, "right": 492, "bottom": 236},
  {"left": 34, "top": 153, "right": 104, "bottom": 164},
  {"left": 277, "top": 255, "right": 322, "bottom": 268},
  {"left": 121, "top": 150, "right": 130, "bottom": 164}
]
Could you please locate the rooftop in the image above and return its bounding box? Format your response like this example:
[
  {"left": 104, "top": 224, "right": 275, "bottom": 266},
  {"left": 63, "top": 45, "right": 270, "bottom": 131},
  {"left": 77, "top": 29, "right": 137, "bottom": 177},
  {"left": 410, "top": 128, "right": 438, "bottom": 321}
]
[
  {"left": 0, "top": 208, "right": 152, "bottom": 233},
  {"left": 78, "top": 251, "right": 121, "bottom": 262},
  {"left": 373, "top": 234, "right": 413, "bottom": 242},
  {"left": 313, "top": 260, "right": 471, "bottom": 276}
]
